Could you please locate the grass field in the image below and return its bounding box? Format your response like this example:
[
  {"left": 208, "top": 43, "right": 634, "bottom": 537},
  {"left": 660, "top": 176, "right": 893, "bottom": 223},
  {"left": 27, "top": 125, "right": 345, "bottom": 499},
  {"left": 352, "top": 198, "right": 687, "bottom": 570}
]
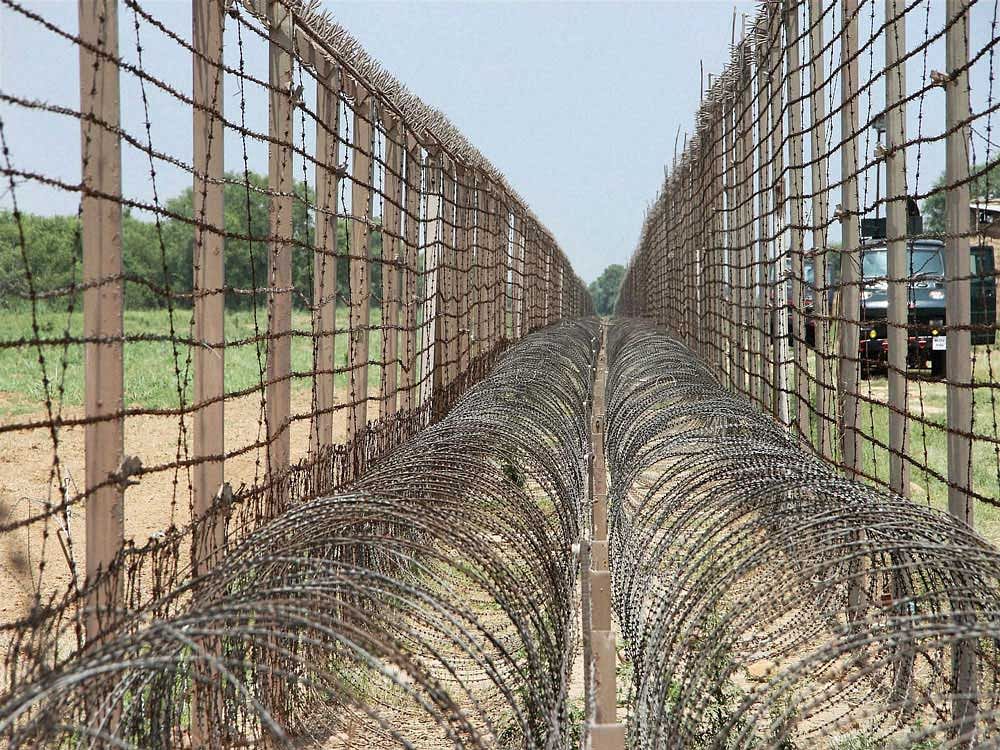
[
  {"left": 797, "top": 348, "right": 1000, "bottom": 541},
  {"left": 3, "top": 308, "right": 999, "bottom": 539},
  {"left": 0, "top": 307, "right": 388, "bottom": 417}
]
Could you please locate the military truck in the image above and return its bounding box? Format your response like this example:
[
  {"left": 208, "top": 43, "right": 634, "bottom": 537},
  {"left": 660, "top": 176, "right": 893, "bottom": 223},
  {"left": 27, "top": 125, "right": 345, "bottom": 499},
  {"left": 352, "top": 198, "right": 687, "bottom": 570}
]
[
  {"left": 797, "top": 233, "right": 995, "bottom": 377},
  {"left": 853, "top": 237, "right": 996, "bottom": 376}
]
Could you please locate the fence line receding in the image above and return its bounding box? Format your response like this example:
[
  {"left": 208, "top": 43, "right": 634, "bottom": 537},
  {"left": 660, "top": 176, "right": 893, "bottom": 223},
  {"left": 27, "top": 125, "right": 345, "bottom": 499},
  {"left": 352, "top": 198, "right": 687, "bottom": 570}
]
[
  {"left": 0, "top": 0, "right": 591, "bottom": 678},
  {"left": 618, "top": 0, "right": 1000, "bottom": 536}
]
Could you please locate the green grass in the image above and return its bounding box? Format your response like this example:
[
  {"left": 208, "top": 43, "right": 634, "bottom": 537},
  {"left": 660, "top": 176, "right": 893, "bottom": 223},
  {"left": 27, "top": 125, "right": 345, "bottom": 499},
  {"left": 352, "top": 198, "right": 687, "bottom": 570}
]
[
  {"left": 795, "top": 347, "right": 1000, "bottom": 542},
  {"left": 0, "top": 307, "right": 387, "bottom": 417}
]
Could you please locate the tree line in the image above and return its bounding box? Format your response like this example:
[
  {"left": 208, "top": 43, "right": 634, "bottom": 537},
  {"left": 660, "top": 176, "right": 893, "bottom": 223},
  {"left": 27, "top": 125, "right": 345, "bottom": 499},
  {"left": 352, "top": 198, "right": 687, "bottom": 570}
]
[{"left": 0, "top": 171, "right": 384, "bottom": 311}]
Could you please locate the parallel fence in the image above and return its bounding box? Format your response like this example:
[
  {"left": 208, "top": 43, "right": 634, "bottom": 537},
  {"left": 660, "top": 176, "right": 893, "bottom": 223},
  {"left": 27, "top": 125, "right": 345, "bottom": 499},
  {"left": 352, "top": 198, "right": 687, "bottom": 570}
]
[
  {"left": 0, "top": 0, "right": 590, "bottom": 676},
  {"left": 606, "top": 318, "right": 1000, "bottom": 748},
  {"left": 0, "top": 319, "right": 597, "bottom": 748},
  {"left": 618, "top": 0, "right": 1000, "bottom": 528}
]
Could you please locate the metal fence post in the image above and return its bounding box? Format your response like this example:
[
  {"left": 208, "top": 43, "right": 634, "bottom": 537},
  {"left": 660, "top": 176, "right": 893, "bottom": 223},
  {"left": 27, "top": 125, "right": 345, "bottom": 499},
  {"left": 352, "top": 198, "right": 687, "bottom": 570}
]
[
  {"left": 808, "top": 0, "right": 833, "bottom": 461},
  {"left": 713, "top": 110, "right": 727, "bottom": 376},
  {"left": 480, "top": 184, "right": 496, "bottom": 354},
  {"left": 192, "top": 0, "right": 225, "bottom": 574},
  {"left": 265, "top": 0, "right": 294, "bottom": 503},
  {"left": 311, "top": 65, "right": 341, "bottom": 455},
  {"left": 512, "top": 211, "right": 524, "bottom": 340},
  {"left": 725, "top": 93, "right": 739, "bottom": 392},
  {"left": 80, "top": 0, "right": 124, "bottom": 642},
  {"left": 436, "top": 162, "right": 456, "bottom": 404},
  {"left": 944, "top": 0, "right": 977, "bottom": 738},
  {"left": 740, "top": 48, "right": 755, "bottom": 402},
  {"left": 497, "top": 197, "right": 510, "bottom": 344},
  {"left": 885, "top": 0, "right": 910, "bottom": 497},
  {"left": 400, "top": 132, "right": 421, "bottom": 415},
  {"left": 785, "top": 0, "right": 807, "bottom": 437},
  {"left": 838, "top": 0, "right": 862, "bottom": 478},
  {"left": 418, "top": 150, "right": 442, "bottom": 414},
  {"left": 454, "top": 166, "right": 471, "bottom": 379},
  {"left": 944, "top": 0, "right": 974, "bottom": 527},
  {"left": 381, "top": 114, "right": 403, "bottom": 423},
  {"left": 755, "top": 32, "right": 770, "bottom": 412},
  {"left": 347, "top": 83, "right": 373, "bottom": 443},
  {"left": 766, "top": 7, "right": 789, "bottom": 426},
  {"left": 190, "top": 0, "right": 226, "bottom": 737}
]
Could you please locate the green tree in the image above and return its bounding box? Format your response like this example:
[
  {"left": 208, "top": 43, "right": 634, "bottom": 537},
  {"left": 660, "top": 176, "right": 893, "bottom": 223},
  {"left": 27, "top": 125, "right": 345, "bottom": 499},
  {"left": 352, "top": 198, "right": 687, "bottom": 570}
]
[
  {"left": 0, "top": 212, "right": 80, "bottom": 306},
  {"left": 588, "top": 263, "right": 625, "bottom": 315},
  {"left": 0, "top": 171, "right": 387, "bottom": 311},
  {"left": 159, "top": 171, "right": 318, "bottom": 309},
  {"left": 923, "top": 161, "right": 1000, "bottom": 233}
]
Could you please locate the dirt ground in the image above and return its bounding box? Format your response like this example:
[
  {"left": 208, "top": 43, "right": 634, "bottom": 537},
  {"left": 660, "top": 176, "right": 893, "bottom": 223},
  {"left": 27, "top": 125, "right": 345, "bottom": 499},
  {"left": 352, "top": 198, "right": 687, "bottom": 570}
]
[{"left": 0, "top": 390, "right": 360, "bottom": 631}]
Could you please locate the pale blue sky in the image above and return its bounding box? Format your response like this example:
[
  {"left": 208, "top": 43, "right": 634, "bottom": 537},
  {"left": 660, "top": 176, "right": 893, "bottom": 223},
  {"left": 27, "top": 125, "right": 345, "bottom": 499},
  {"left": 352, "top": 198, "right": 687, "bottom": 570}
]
[
  {"left": 328, "top": 1, "right": 759, "bottom": 282},
  {"left": 2, "top": 1, "right": 999, "bottom": 282},
  {"left": 0, "top": 0, "right": 756, "bottom": 282}
]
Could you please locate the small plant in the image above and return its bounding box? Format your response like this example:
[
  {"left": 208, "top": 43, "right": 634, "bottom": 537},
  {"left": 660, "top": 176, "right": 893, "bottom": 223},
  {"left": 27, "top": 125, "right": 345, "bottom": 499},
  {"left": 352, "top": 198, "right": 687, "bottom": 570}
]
[
  {"left": 767, "top": 692, "right": 800, "bottom": 750},
  {"left": 565, "top": 697, "right": 586, "bottom": 749},
  {"left": 501, "top": 460, "right": 526, "bottom": 489},
  {"left": 831, "top": 734, "right": 879, "bottom": 750}
]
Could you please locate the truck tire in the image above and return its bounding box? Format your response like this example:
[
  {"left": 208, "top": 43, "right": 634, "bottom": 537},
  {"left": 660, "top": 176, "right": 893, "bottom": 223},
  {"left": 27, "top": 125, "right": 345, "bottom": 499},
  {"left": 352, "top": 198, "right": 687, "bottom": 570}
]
[{"left": 930, "top": 350, "right": 947, "bottom": 378}]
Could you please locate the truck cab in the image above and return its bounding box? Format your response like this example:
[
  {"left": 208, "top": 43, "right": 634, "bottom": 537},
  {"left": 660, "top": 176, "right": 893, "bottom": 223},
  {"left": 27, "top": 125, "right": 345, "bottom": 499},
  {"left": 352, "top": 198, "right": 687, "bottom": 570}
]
[{"left": 856, "top": 239, "right": 996, "bottom": 376}]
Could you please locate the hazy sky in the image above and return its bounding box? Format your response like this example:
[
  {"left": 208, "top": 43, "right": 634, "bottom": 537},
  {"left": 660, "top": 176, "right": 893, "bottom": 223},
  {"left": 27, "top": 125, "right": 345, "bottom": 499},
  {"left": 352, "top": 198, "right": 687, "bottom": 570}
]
[
  {"left": 328, "top": 1, "right": 759, "bottom": 282},
  {"left": 1, "top": 1, "right": 998, "bottom": 283},
  {"left": 0, "top": 0, "right": 757, "bottom": 283}
]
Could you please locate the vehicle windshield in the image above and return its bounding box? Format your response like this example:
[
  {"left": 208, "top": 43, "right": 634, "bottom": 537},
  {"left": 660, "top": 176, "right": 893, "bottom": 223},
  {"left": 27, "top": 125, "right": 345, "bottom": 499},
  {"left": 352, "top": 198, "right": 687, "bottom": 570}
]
[{"left": 861, "top": 246, "right": 944, "bottom": 279}]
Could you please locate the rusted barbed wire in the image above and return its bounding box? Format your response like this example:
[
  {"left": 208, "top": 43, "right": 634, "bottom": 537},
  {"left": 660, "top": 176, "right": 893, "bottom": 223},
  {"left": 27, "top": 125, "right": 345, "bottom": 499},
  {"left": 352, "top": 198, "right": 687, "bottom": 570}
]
[
  {"left": 605, "top": 318, "right": 1000, "bottom": 748},
  {"left": 0, "top": 318, "right": 598, "bottom": 749},
  {"left": 0, "top": 0, "right": 591, "bottom": 688},
  {"left": 618, "top": 0, "right": 1000, "bottom": 526}
]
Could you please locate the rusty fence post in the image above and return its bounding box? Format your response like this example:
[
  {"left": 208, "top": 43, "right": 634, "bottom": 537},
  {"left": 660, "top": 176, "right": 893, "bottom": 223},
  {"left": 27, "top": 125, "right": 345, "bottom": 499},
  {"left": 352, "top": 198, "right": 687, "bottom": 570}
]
[
  {"left": 311, "top": 64, "right": 341, "bottom": 457},
  {"left": 347, "top": 82, "right": 373, "bottom": 445},
  {"left": 265, "top": 0, "right": 294, "bottom": 506}
]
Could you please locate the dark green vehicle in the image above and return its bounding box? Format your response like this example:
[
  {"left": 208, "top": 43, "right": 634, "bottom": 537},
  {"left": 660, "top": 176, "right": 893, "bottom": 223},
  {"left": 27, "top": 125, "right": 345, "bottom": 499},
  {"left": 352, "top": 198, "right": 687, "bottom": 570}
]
[{"left": 855, "top": 239, "right": 996, "bottom": 377}]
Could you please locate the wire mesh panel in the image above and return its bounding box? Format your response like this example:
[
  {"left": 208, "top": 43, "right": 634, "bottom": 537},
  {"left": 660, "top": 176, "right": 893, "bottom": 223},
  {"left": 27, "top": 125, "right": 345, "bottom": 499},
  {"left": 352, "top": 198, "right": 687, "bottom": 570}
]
[
  {"left": 618, "top": 0, "right": 1000, "bottom": 541},
  {"left": 0, "top": 0, "right": 591, "bottom": 685}
]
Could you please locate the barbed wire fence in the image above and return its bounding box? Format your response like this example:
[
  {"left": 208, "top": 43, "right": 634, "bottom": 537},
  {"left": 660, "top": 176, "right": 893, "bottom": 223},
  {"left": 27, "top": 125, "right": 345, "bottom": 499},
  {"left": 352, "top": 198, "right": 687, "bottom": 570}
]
[
  {"left": 0, "top": 318, "right": 599, "bottom": 748},
  {"left": 0, "top": 0, "right": 591, "bottom": 689},
  {"left": 618, "top": 0, "right": 1000, "bottom": 536},
  {"left": 605, "top": 318, "right": 1000, "bottom": 748}
]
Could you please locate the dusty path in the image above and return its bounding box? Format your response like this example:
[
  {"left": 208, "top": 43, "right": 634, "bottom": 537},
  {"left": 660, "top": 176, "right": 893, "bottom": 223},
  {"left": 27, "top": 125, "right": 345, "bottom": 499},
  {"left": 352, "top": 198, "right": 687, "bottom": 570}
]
[{"left": 0, "top": 390, "right": 359, "bottom": 630}]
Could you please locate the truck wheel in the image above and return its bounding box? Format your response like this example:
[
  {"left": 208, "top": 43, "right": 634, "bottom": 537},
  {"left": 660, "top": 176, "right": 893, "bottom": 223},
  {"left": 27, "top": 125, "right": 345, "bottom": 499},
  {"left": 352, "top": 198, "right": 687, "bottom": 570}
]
[{"left": 930, "top": 351, "right": 947, "bottom": 378}]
